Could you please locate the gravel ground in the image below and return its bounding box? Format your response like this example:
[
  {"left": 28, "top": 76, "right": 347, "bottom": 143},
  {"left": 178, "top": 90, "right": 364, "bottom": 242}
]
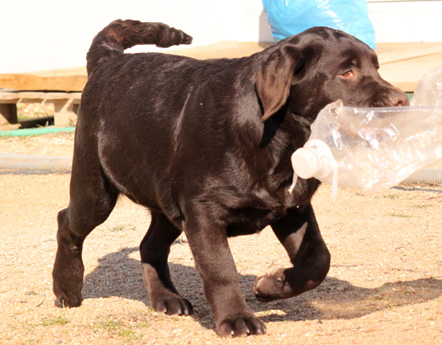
[{"left": 1, "top": 132, "right": 442, "bottom": 344}]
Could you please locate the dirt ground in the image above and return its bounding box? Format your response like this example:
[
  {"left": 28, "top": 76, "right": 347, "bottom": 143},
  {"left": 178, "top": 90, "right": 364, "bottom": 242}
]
[{"left": 1, "top": 132, "right": 442, "bottom": 345}]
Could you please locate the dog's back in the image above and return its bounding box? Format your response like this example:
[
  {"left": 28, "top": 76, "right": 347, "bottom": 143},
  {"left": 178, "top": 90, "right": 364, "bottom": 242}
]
[{"left": 79, "top": 20, "right": 255, "bottom": 218}]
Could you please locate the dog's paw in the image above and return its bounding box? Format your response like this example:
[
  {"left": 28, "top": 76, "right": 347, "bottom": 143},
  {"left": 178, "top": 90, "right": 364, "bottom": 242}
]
[
  {"left": 53, "top": 283, "right": 83, "bottom": 308},
  {"left": 253, "top": 267, "right": 293, "bottom": 302},
  {"left": 150, "top": 292, "right": 193, "bottom": 316},
  {"left": 217, "top": 315, "right": 267, "bottom": 337}
]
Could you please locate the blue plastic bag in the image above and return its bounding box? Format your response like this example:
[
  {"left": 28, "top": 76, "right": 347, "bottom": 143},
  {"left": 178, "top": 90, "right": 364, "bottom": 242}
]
[{"left": 262, "top": 0, "right": 376, "bottom": 49}]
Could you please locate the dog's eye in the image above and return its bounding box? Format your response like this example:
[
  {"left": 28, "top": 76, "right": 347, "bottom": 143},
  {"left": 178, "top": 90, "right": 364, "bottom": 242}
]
[{"left": 341, "top": 70, "right": 355, "bottom": 78}]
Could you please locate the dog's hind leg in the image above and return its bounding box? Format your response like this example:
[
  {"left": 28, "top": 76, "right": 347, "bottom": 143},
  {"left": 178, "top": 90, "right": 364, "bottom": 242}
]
[
  {"left": 52, "top": 148, "right": 119, "bottom": 307},
  {"left": 254, "top": 203, "right": 331, "bottom": 301},
  {"left": 140, "top": 212, "right": 193, "bottom": 315}
]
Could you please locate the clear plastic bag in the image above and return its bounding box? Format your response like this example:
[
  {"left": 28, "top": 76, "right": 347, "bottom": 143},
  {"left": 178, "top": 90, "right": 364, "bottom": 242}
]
[{"left": 262, "top": 0, "right": 376, "bottom": 49}]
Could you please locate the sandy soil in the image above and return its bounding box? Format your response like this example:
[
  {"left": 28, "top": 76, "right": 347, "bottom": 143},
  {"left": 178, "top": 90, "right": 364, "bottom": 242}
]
[{"left": 1, "top": 132, "right": 442, "bottom": 345}]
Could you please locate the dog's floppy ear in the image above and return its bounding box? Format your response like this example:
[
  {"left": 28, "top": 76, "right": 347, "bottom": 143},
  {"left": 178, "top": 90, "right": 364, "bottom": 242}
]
[{"left": 256, "top": 45, "right": 302, "bottom": 122}]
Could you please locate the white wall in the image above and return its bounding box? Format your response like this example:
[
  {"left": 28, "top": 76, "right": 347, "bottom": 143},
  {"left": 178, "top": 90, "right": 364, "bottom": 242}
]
[
  {"left": 0, "top": 0, "right": 273, "bottom": 73},
  {"left": 0, "top": 0, "right": 441, "bottom": 73},
  {"left": 367, "top": 1, "right": 442, "bottom": 42}
]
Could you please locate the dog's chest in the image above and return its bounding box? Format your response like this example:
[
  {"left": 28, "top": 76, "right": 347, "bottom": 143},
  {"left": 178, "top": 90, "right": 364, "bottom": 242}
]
[{"left": 224, "top": 181, "right": 311, "bottom": 237}]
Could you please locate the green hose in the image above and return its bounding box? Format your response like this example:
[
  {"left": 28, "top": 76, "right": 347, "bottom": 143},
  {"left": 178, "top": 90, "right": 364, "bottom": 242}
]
[{"left": 0, "top": 127, "right": 75, "bottom": 137}]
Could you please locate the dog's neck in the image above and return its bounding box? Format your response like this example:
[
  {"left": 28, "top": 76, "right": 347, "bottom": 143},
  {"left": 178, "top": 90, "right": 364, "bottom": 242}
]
[
  {"left": 290, "top": 112, "right": 313, "bottom": 133},
  {"left": 258, "top": 109, "right": 311, "bottom": 181}
]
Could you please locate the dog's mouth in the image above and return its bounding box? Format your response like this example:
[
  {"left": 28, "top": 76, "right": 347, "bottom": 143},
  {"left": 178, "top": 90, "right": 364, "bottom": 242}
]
[
  {"left": 341, "top": 97, "right": 409, "bottom": 109},
  {"left": 370, "top": 91, "right": 410, "bottom": 108},
  {"left": 338, "top": 87, "right": 409, "bottom": 109}
]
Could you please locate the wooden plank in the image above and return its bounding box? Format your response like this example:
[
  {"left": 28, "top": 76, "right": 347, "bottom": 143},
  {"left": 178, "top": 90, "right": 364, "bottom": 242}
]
[
  {"left": 30, "top": 67, "right": 86, "bottom": 77},
  {"left": 379, "top": 52, "right": 442, "bottom": 92},
  {"left": 376, "top": 42, "right": 442, "bottom": 64},
  {"left": 0, "top": 91, "right": 81, "bottom": 102},
  {"left": 169, "top": 41, "right": 272, "bottom": 60},
  {"left": 0, "top": 74, "right": 87, "bottom": 92},
  {"left": 0, "top": 104, "right": 17, "bottom": 124},
  {"left": 0, "top": 91, "right": 81, "bottom": 127}
]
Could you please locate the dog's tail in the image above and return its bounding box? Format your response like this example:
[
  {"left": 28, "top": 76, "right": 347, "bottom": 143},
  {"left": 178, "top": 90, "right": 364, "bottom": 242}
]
[{"left": 86, "top": 19, "right": 193, "bottom": 75}]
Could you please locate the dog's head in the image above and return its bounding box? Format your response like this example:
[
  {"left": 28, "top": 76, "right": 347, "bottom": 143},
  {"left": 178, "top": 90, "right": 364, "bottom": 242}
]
[{"left": 256, "top": 27, "right": 409, "bottom": 122}]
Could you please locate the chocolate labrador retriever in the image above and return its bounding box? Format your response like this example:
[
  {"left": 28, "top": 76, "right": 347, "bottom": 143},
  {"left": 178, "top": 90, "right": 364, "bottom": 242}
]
[{"left": 52, "top": 19, "right": 408, "bottom": 337}]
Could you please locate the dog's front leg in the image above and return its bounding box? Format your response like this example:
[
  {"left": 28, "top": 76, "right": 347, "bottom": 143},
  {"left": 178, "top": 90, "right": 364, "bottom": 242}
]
[
  {"left": 254, "top": 203, "right": 331, "bottom": 301},
  {"left": 184, "top": 215, "right": 267, "bottom": 337}
]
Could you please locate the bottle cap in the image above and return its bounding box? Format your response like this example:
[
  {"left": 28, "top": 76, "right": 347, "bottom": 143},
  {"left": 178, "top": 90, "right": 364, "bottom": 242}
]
[
  {"left": 289, "top": 139, "right": 338, "bottom": 199},
  {"left": 291, "top": 147, "right": 322, "bottom": 179}
]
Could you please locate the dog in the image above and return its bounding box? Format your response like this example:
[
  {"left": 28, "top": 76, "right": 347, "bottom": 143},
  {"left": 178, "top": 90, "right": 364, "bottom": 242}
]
[{"left": 52, "top": 19, "right": 409, "bottom": 337}]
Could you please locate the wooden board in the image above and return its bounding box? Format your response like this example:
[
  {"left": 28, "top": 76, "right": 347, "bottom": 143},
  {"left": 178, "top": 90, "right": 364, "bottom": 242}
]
[
  {"left": 0, "top": 42, "right": 441, "bottom": 92},
  {"left": 376, "top": 42, "right": 442, "bottom": 92},
  {"left": 167, "top": 41, "right": 272, "bottom": 60},
  {"left": 0, "top": 91, "right": 81, "bottom": 127},
  {"left": 0, "top": 73, "right": 86, "bottom": 92},
  {"left": 0, "top": 91, "right": 81, "bottom": 102}
]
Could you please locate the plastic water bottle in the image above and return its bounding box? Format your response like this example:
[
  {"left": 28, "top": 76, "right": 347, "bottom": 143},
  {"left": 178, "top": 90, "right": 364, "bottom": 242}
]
[{"left": 289, "top": 100, "right": 442, "bottom": 198}]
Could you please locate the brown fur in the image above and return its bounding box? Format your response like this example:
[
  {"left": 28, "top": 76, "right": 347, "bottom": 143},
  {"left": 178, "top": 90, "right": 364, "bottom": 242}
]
[{"left": 52, "top": 19, "right": 408, "bottom": 337}]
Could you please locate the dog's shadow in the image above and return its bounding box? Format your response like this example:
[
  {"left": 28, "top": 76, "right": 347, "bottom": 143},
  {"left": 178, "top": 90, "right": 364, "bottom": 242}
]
[{"left": 83, "top": 246, "right": 442, "bottom": 330}]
